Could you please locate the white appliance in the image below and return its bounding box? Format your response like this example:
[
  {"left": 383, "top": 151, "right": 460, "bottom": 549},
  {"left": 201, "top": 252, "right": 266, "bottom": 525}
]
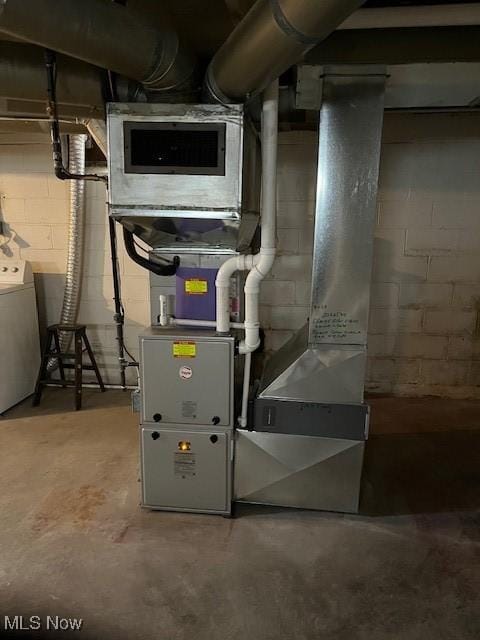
[{"left": 0, "top": 259, "right": 41, "bottom": 413}]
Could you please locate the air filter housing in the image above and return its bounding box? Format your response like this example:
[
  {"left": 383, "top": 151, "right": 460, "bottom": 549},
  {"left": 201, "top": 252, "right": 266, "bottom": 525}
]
[{"left": 107, "top": 103, "right": 260, "bottom": 254}]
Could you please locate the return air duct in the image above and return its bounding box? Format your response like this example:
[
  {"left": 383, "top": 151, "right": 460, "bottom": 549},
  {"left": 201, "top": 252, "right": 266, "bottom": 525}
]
[
  {"left": 235, "top": 66, "right": 387, "bottom": 513},
  {"left": 206, "top": 0, "right": 366, "bottom": 102},
  {"left": 0, "top": 0, "right": 194, "bottom": 92}
]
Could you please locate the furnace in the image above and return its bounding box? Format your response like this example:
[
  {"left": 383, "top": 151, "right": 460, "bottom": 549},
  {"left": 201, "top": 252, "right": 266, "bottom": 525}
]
[
  {"left": 139, "top": 328, "right": 234, "bottom": 515},
  {"left": 107, "top": 68, "right": 386, "bottom": 516}
]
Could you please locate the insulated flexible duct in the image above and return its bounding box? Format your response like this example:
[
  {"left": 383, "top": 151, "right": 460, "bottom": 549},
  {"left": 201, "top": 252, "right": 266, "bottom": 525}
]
[
  {"left": 47, "top": 134, "right": 87, "bottom": 371},
  {"left": 206, "top": 0, "right": 365, "bottom": 102},
  {"left": 0, "top": 0, "right": 194, "bottom": 91}
]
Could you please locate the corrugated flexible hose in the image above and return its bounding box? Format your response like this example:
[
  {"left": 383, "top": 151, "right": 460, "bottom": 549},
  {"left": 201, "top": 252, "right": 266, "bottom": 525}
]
[{"left": 47, "top": 134, "right": 87, "bottom": 371}]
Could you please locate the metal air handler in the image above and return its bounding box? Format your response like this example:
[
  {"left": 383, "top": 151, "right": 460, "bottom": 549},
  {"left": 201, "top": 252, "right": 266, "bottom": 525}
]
[{"left": 139, "top": 328, "right": 235, "bottom": 516}]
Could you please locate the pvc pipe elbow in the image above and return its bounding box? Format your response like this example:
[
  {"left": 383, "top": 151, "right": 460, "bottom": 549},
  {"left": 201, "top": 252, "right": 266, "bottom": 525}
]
[{"left": 239, "top": 339, "right": 261, "bottom": 355}]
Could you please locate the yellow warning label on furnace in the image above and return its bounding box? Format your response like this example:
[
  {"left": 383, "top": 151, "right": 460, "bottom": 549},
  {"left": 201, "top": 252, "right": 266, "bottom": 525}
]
[
  {"left": 173, "top": 341, "right": 196, "bottom": 358},
  {"left": 185, "top": 279, "right": 208, "bottom": 295}
]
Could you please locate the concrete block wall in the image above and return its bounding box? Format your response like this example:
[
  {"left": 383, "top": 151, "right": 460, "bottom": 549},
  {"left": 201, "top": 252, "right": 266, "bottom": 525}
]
[
  {"left": 0, "top": 138, "right": 147, "bottom": 385},
  {"left": 260, "top": 114, "right": 480, "bottom": 398},
  {"left": 1, "top": 112, "right": 480, "bottom": 396}
]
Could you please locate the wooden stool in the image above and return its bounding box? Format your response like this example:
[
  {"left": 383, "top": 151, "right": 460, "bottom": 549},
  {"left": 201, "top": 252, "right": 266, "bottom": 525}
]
[{"left": 33, "top": 324, "right": 105, "bottom": 410}]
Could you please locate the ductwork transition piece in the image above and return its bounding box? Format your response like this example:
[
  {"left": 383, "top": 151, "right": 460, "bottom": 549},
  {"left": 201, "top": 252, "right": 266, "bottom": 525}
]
[
  {"left": 207, "top": 0, "right": 366, "bottom": 102},
  {"left": 0, "top": 0, "right": 194, "bottom": 91},
  {"left": 81, "top": 119, "right": 108, "bottom": 158}
]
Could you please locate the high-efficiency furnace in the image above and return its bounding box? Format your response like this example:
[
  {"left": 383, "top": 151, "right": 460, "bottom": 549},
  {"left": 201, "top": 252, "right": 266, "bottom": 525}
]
[
  {"left": 139, "top": 328, "right": 234, "bottom": 515},
  {"left": 107, "top": 68, "right": 386, "bottom": 517}
]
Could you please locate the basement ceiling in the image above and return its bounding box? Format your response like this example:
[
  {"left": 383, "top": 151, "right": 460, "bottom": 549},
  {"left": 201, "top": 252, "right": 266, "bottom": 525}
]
[
  {"left": 162, "top": 1, "right": 480, "bottom": 58},
  {"left": 364, "top": 0, "right": 479, "bottom": 5}
]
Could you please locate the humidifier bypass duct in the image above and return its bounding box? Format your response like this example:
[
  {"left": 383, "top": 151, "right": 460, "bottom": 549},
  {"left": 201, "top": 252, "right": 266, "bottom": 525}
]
[{"left": 206, "top": 0, "right": 366, "bottom": 102}]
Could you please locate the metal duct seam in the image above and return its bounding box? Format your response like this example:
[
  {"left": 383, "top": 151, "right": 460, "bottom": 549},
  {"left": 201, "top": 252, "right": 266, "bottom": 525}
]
[
  {"left": 47, "top": 134, "right": 87, "bottom": 371},
  {"left": 270, "top": 0, "right": 323, "bottom": 46},
  {"left": 0, "top": 0, "right": 195, "bottom": 92},
  {"left": 206, "top": 0, "right": 366, "bottom": 103}
]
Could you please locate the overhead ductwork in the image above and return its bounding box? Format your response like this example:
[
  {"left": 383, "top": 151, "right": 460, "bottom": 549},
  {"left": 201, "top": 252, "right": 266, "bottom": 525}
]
[
  {"left": 0, "top": 0, "right": 195, "bottom": 92},
  {"left": 206, "top": 0, "right": 366, "bottom": 102},
  {"left": 0, "top": 42, "right": 104, "bottom": 119}
]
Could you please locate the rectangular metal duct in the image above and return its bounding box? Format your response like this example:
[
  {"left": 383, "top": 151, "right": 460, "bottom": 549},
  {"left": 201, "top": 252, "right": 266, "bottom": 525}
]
[
  {"left": 235, "top": 67, "right": 387, "bottom": 514},
  {"left": 107, "top": 103, "right": 260, "bottom": 254},
  {"left": 258, "top": 65, "right": 386, "bottom": 406}
]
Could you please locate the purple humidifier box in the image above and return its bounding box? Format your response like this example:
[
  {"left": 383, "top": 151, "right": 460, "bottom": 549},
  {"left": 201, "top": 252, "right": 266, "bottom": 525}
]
[{"left": 175, "top": 267, "right": 218, "bottom": 321}]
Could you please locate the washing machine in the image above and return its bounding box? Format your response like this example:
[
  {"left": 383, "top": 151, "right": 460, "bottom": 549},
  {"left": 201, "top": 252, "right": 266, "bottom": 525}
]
[{"left": 0, "top": 260, "right": 41, "bottom": 413}]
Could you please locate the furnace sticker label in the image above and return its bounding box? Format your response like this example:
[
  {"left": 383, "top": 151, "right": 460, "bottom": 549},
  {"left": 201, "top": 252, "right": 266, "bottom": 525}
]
[
  {"left": 179, "top": 366, "right": 193, "bottom": 380},
  {"left": 173, "top": 341, "right": 196, "bottom": 358},
  {"left": 185, "top": 279, "right": 208, "bottom": 295},
  {"left": 174, "top": 452, "right": 196, "bottom": 478},
  {"left": 181, "top": 401, "right": 197, "bottom": 418}
]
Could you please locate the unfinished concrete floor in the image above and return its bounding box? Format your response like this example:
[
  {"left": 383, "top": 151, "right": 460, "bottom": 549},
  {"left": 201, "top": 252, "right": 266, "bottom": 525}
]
[{"left": 0, "top": 390, "right": 479, "bottom": 640}]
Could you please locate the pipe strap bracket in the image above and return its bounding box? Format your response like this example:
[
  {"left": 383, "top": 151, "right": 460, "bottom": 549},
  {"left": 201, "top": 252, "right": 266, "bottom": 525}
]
[{"left": 270, "top": 0, "right": 324, "bottom": 46}]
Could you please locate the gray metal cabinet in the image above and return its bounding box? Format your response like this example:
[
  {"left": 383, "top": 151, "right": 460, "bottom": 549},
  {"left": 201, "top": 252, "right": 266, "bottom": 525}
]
[
  {"left": 141, "top": 427, "right": 231, "bottom": 514},
  {"left": 140, "top": 335, "right": 232, "bottom": 426}
]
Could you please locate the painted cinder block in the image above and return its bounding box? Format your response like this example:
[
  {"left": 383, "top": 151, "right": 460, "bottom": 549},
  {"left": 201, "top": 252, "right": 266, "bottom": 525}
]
[
  {"left": 371, "top": 253, "right": 428, "bottom": 284},
  {"left": 368, "top": 309, "right": 423, "bottom": 334},
  {"left": 370, "top": 283, "right": 399, "bottom": 308},
  {"left": 269, "top": 305, "right": 308, "bottom": 331},
  {"left": 1, "top": 197, "right": 26, "bottom": 222},
  {"left": 25, "top": 198, "right": 68, "bottom": 224},
  {"left": 405, "top": 229, "right": 459, "bottom": 256},
  {"left": 378, "top": 199, "right": 432, "bottom": 229},
  {"left": 432, "top": 198, "right": 480, "bottom": 230},
  {"left": 424, "top": 310, "right": 476, "bottom": 335},
  {"left": 421, "top": 360, "right": 470, "bottom": 386},
  {"left": 19, "top": 248, "right": 67, "bottom": 274},
  {"left": 392, "top": 334, "right": 448, "bottom": 359},
  {"left": 261, "top": 280, "right": 296, "bottom": 306},
  {"left": 428, "top": 256, "right": 480, "bottom": 284},
  {"left": 12, "top": 224, "right": 52, "bottom": 249},
  {"left": 399, "top": 283, "right": 453, "bottom": 308}
]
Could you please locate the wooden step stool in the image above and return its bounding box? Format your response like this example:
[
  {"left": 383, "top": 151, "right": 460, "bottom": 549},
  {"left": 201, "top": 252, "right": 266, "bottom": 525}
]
[{"left": 33, "top": 324, "right": 105, "bottom": 410}]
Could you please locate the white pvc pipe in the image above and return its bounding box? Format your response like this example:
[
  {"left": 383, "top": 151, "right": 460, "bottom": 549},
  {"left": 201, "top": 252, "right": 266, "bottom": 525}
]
[
  {"left": 159, "top": 294, "right": 169, "bottom": 327},
  {"left": 340, "top": 4, "right": 480, "bottom": 30},
  {"left": 239, "top": 351, "right": 251, "bottom": 428},
  {"left": 215, "top": 253, "right": 256, "bottom": 333},
  {"left": 173, "top": 318, "right": 244, "bottom": 330},
  {"left": 239, "top": 78, "right": 279, "bottom": 355}
]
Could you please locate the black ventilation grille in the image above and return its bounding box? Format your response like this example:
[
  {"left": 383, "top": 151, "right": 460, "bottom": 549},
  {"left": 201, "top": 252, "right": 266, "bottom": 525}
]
[{"left": 124, "top": 122, "right": 226, "bottom": 176}]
